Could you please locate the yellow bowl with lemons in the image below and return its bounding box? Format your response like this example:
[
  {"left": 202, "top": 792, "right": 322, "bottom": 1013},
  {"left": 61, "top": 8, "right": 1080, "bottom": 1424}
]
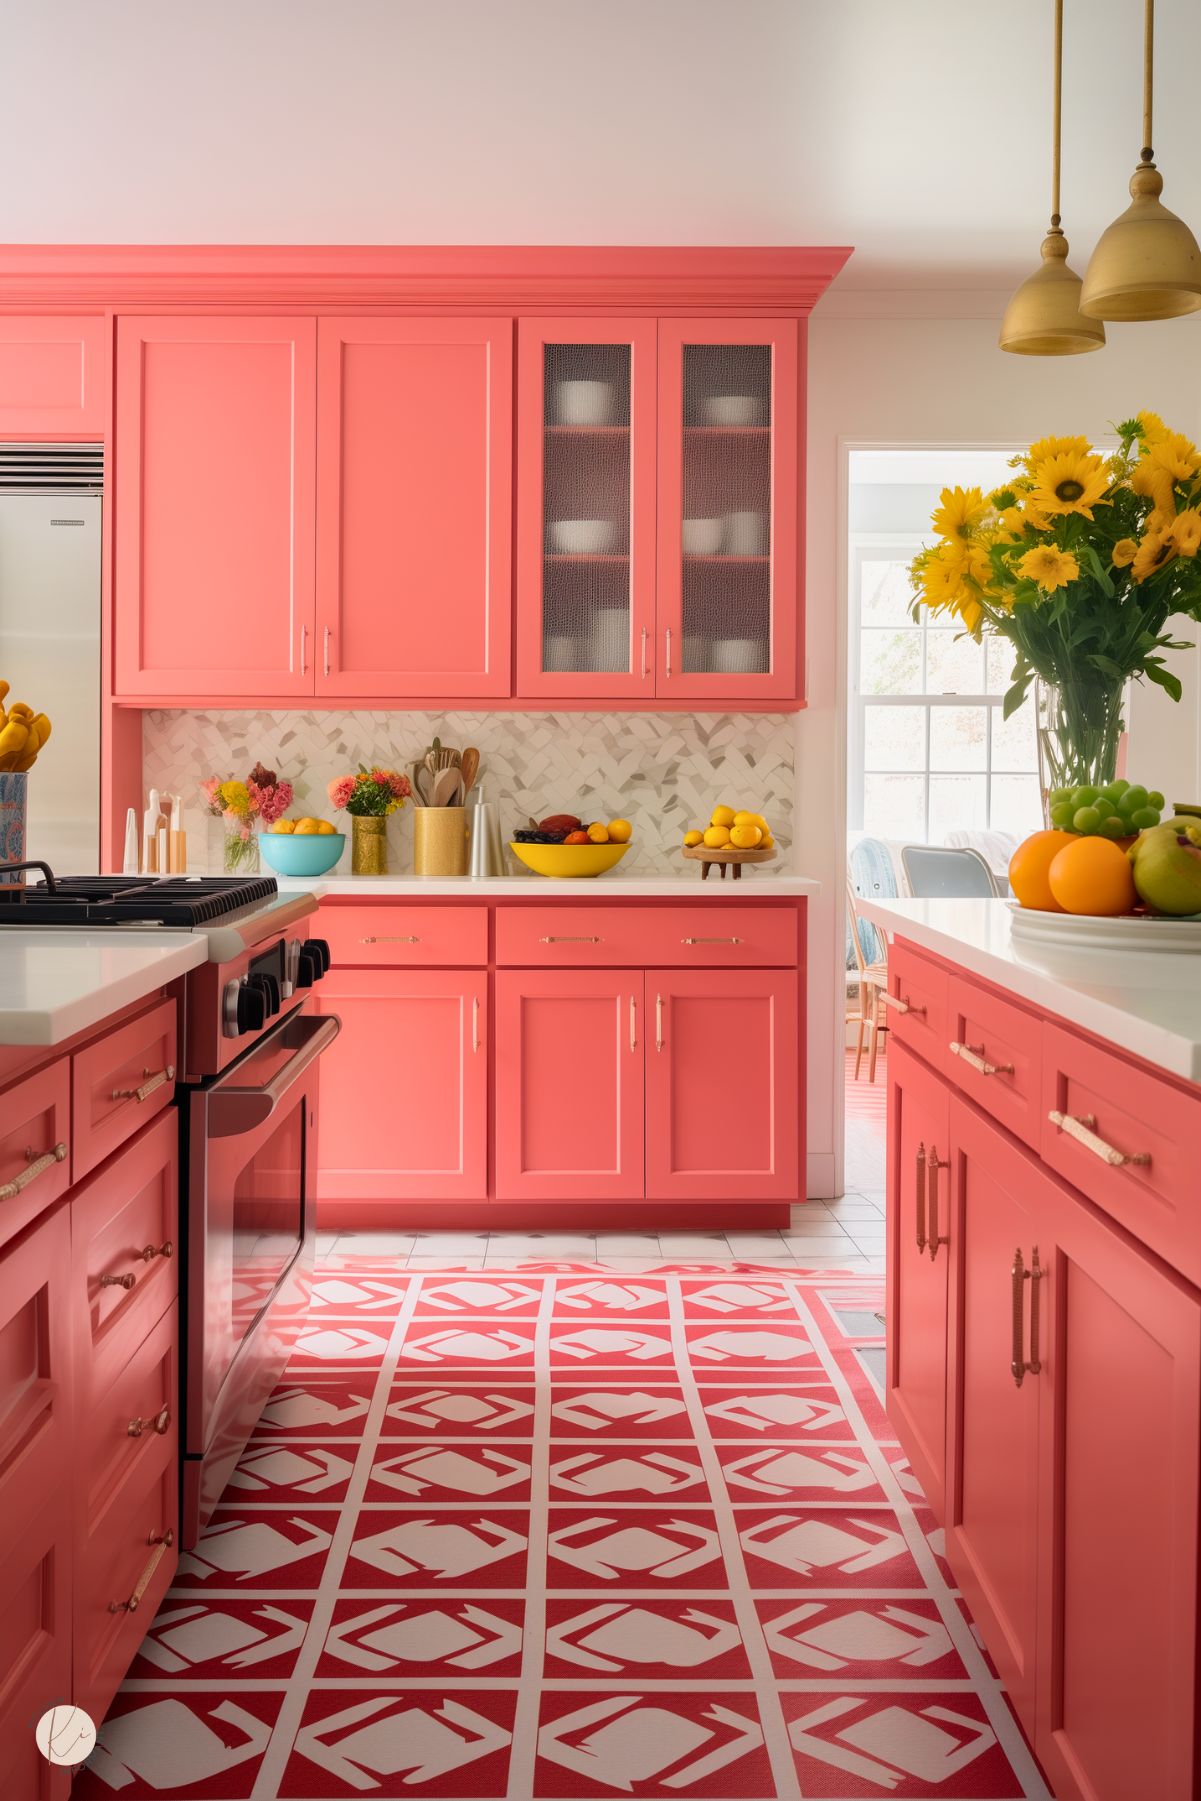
[{"left": 509, "top": 840, "right": 631, "bottom": 878}]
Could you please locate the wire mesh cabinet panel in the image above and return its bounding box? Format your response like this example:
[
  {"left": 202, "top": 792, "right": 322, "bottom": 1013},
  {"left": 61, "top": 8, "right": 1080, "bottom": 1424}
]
[
  {"left": 516, "top": 318, "right": 657, "bottom": 698},
  {"left": 656, "top": 318, "right": 800, "bottom": 702}
]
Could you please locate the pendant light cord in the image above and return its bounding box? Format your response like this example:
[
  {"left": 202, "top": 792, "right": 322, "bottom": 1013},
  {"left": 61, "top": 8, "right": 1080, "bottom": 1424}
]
[
  {"left": 1050, "top": 0, "right": 1063, "bottom": 226},
  {"left": 1142, "top": 0, "right": 1155, "bottom": 162}
]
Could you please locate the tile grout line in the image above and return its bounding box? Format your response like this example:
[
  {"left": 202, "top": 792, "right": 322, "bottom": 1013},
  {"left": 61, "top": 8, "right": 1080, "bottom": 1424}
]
[
  {"left": 503, "top": 1274, "right": 556, "bottom": 1798},
  {"left": 782, "top": 1283, "right": 1054, "bottom": 1801},
  {"left": 665, "top": 1276, "right": 802, "bottom": 1800},
  {"left": 248, "top": 1273, "right": 423, "bottom": 1798}
]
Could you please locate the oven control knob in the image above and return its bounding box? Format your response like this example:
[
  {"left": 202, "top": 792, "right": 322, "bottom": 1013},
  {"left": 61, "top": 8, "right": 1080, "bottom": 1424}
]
[
  {"left": 249, "top": 972, "right": 281, "bottom": 1017},
  {"left": 236, "top": 983, "right": 268, "bottom": 1034},
  {"left": 302, "top": 937, "right": 330, "bottom": 977},
  {"left": 295, "top": 949, "right": 320, "bottom": 988}
]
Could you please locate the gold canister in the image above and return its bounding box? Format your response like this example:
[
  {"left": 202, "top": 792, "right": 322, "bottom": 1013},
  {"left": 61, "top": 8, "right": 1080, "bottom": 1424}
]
[
  {"left": 414, "top": 807, "right": 468, "bottom": 877},
  {"left": 351, "top": 815, "right": 388, "bottom": 876}
]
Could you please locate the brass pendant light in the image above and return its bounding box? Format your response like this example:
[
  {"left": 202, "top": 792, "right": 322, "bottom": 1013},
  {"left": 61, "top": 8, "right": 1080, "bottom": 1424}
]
[
  {"left": 1080, "top": 0, "right": 1201, "bottom": 320},
  {"left": 1000, "top": 0, "right": 1104, "bottom": 354}
]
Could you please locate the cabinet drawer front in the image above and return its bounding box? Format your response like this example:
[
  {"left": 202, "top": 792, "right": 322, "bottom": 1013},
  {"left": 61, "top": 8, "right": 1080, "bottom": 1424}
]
[
  {"left": 72, "top": 998, "right": 176, "bottom": 1181},
  {"left": 945, "top": 975, "right": 1042, "bottom": 1150},
  {"left": 0, "top": 1502, "right": 73, "bottom": 1801},
  {"left": 883, "top": 940, "right": 948, "bottom": 1065},
  {"left": 0, "top": 1205, "right": 73, "bottom": 1548},
  {"left": 317, "top": 903, "right": 488, "bottom": 967},
  {"left": 74, "top": 1110, "right": 178, "bottom": 1394},
  {"left": 495, "top": 906, "right": 798, "bottom": 967},
  {"left": 0, "top": 1059, "right": 71, "bottom": 1252},
  {"left": 82, "top": 1303, "right": 178, "bottom": 1526},
  {"left": 75, "top": 1446, "right": 177, "bottom": 1726},
  {"left": 1041, "top": 1023, "right": 1201, "bottom": 1284},
  {"left": 0, "top": 314, "right": 106, "bottom": 435}
]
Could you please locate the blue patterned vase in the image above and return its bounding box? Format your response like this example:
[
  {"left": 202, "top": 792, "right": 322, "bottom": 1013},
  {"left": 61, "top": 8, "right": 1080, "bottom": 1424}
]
[{"left": 0, "top": 772, "right": 28, "bottom": 886}]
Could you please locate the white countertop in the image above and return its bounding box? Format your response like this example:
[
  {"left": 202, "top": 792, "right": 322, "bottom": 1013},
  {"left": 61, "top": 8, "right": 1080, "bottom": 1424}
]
[
  {"left": 0, "top": 929, "right": 207, "bottom": 1047},
  {"left": 860, "top": 897, "right": 1201, "bottom": 1084},
  {"left": 278, "top": 873, "right": 821, "bottom": 899}
]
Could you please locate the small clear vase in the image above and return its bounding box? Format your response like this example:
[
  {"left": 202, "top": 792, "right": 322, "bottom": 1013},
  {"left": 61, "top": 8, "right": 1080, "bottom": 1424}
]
[
  {"left": 216, "top": 819, "right": 260, "bottom": 876},
  {"left": 1037, "top": 676, "right": 1127, "bottom": 818}
]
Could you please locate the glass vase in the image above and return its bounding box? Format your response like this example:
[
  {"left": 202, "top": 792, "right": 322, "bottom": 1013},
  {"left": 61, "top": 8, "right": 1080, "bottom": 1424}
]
[
  {"left": 1036, "top": 675, "right": 1127, "bottom": 818},
  {"left": 210, "top": 817, "right": 260, "bottom": 876},
  {"left": 351, "top": 815, "right": 388, "bottom": 876}
]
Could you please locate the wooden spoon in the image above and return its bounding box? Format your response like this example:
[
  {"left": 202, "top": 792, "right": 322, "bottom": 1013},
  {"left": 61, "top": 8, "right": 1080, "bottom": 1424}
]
[{"left": 459, "top": 747, "right": 480, "bottom": 795}]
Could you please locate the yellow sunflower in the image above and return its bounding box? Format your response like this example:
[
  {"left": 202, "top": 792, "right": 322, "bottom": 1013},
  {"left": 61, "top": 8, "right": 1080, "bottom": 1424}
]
[
  {"left": 1111, "top": 538, "right": 1138, "bottom": 568},
  {"left": 931, "top": 485, "right": 989, "bottom": 542},
  {"left": 1136, "top": 409, "right": 1168, "bottom": 446},
  {"left": 995, "top": 505, "right": 1027, "bottom": 543},
  {"left": 1028, "top": 450, "right": 1110, "bottom": 520},
  {"left": 1174, "top": 508, "right": 1201, "bottom": 557},
  {"left": 1148, "top": 432, "right": 1201, "bottom": 489},
  {"left": 1130, "top": 455, "right": 1175, "bottom": 521},
  {"left": 1017, "top": 545, "right": 1080, "bottom": 592},
  {"left": 1131, "top": 525, "right": 1177, "bottom": 583},
  {"left": 1020, "top": 434, "right": 1092, "bottom": 476}
]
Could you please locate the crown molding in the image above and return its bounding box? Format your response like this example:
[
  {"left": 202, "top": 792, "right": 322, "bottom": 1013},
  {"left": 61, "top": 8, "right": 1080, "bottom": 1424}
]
[{"left": 0, "top": 243, "right": 853, "bottom": 314}]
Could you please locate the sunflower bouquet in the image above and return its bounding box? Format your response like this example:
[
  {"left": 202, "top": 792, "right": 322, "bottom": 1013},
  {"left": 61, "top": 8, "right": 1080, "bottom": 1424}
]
[{"left": 910, "top": 412, "right": 1201, "bottom": 791}]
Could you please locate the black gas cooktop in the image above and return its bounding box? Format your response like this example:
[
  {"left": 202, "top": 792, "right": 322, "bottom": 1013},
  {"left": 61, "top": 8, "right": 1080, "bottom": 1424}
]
[{"left": 0, "top": 873, "right": 279, "bottom": 927}]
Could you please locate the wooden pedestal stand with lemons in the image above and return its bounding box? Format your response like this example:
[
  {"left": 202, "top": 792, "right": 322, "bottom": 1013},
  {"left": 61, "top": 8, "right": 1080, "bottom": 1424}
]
[{"left": 682, "top": 806, "right": 776, "bottom": 880}]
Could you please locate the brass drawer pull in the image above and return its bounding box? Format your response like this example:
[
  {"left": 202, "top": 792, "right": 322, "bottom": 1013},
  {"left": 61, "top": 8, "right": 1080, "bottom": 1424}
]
[
  {"left": 1011, "top": 1247, "right": 1044, "bottom": 1387},
  {"left": 100, "top": 1270, "right": 137, "bottom": 1291},
  {"left": 664, "top": 625, "right": 673, "bottom": 677},
  {"left": 927, "top": 1146, "right": 950, "bottom": 1261},
  {"left": 0, "top": 1141, "right": 66, "bottom": 1201},
  {"left": 112, "top": 1064, "right": 174, "bottom": 1104},
  {"left": 950, "top": 1041, "right": 1014, "bottom": 1077},
  {"left": 880, "top": 991, "right": 924, "bottom": 1016},
  {"left": 1047, "top": 1109, "right": 1151, "bottom": 1168},
  {"left": 682, "top": 936, "right": 743, "bottom": 945},
  {"left": 139, "top": 1239, "right": 173, "bottom": 1262},
  {"left": 539, "top": 935, "right": 602, "bottom": 944},
  {"left": 127, "top": 1405, "right": 172, "bottom": 1439},
  {"left": 655, "top": 991, "right": 664, "bottom": 1052},
  {"left": 108, "top": 1529, "right": 174, "bottom": 1614},
  {"left": 629, "top": 994, "right": 637, "bottom": 1052},
  {"left": 360, "top": 935, "right": 419, "bottom": 944},
  {"left": 471, "top": 995, "right": 480, "bottom": 1055},
  {"left": 915, "top": 1143, "right": 926, "bottom": 1251},
  {"left": 641, "top": 624, "right": 649, "bottom": 680}
]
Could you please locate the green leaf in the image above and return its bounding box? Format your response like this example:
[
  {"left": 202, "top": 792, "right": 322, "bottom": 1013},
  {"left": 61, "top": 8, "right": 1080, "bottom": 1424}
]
[
  {"left": 1003, "top": 674, "right": 1033, "bottom": 720},
  {"left": 1078, "top": 544, "right": 1115, "bottom": 596},
  {"left": 1144, "top": 660, "right": 1183, "bottom": 701}
]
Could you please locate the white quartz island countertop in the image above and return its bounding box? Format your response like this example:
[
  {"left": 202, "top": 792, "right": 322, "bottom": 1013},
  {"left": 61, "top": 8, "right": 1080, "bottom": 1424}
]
[
  {"left": 0, "top": 929, "right": 207, "bottom": 1047},
  {"left": 277, "top": 873, "right": 821, "bottom": 899},
  {"left": 860, "top": 896, "right": 1201, "bottom": 1084}
]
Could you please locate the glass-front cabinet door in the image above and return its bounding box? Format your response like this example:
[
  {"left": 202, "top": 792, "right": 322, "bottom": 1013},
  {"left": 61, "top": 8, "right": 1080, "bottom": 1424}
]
[
  {"left": 516, "top": 318, "right": 657, "bottom": 697},
  {"left": 656, "top": 318, "right": 799, "bottom": 702}
]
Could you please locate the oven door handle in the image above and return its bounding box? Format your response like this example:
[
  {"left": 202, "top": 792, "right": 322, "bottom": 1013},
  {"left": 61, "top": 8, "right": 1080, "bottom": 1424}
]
[{"left": 208, "top": 1014, "right": 341, "bottom": 1138}]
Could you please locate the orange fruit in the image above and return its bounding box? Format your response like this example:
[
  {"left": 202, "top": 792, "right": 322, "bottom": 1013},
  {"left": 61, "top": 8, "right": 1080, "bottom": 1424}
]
[
  {"left": 1048, "top": 834, "right": 1138, "bottom": 916},
  {"left": 1008, "top": 829, "right": 1074, "bottom": 911}
]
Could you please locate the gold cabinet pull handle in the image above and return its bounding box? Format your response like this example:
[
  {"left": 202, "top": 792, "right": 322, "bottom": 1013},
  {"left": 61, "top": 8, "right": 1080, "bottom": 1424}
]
[
  {"left": 0, "top": 1141, "right": 67, "bottom": 1202},
  {"left": 915, "top": 1143, "right": 927, "bottom": 1251},
  {"left": 300, "top": 621, "right": 308, "bottom": 675},
  {"left": 640, "top": 624, "right": 649, "bottom": 680},
  {"left": 100, "top": 1270, "right": 137, "bottom": 1291},
  {"left": 950, "top": 1041, "right": 1014, "bottom": 1077},
  {"left": 664, "top": 626, "right": 673, "bottom": 678},
  {"left": 128, "top": 1405, "right": 172, "bottom": 1439},
  {"left": 1047, "top": 1109, "right": 1151, "bottom": 1168},
  {"left": 108, "top": 1529, "right": 174, "bottom": 1613},
  {"left": 1011, "top": 1247, "right": 1044, "bottom": 1386},
  {"left": 360, "top": 935, "right": 419, "bottom": 944},
  {"left": 539, "top": 935, "right": 601, "bottom": 944},
  {"left": 323, "top": 624, "right": 331, "bottom": 678},
  {"left": 112, "top": 1064, "right": 174, "bottom": 1103},
  {"left": 655, "top": 992, "right": 664, "bottom": 1052},
  {"left": 471, "top": 994, "right": 480, "bottom": 1055},
  {"left": 682, "top": 936, "right": 743, "bottom": 945},
  {"left": 139, "top": 1240, "right": 173, "bottom": 1262},
  {"left": 1029, "top": 1247, "right": 1043, "bottom": 1376},
  {"left": 629, "top": 994, "right": 637, "bottom": 1053},
  {"left": 927, "top": 1147, "right": 950, "bottom": 1261},
  {"left": 880, "top": 990, "right": 924, "bottom": 1017}
]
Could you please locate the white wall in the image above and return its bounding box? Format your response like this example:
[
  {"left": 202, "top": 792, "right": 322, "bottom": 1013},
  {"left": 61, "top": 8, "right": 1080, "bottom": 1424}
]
[{"left": 802, "top": 304, "right": 1201, "bottom": 1196}]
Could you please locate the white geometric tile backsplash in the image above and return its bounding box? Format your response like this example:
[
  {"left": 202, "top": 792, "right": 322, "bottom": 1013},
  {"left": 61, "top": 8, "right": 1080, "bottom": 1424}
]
[{"left": 141, "top": 710, "right": 796, "bottom": 877}]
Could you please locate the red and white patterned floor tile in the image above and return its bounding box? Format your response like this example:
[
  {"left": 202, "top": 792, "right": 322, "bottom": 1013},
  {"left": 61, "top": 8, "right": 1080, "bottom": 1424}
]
[{"left": 74, "top": 1265, "right": 1050, "bottom": 1800}]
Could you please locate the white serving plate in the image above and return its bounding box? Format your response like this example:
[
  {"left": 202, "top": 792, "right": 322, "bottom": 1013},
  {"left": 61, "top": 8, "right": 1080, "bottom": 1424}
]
[{"left": 1007, "top": 899, "right": 1201, "bottom": 953}]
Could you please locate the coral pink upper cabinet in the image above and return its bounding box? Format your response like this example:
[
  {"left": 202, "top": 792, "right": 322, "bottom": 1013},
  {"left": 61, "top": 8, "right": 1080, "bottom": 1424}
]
[
  {"left": 114, "top": 316, "right": 316, "bottom": 698},
  {"left": 317, "top": 318, "right": 512, "bottom": 698},
  {"left": 886, "top": 1041, "right": 951, "bottom": 1519},
  {"left": 0, "top": 315, "right": 107, "bottom": 437},
  {"left": 645, "top": 970, "right": 798, "bottom": 1203},
  {"left": 315, "top": 969, "right": 488, "bottom": 1206},
  {"left": 495, "top": 970, "right": 645, "bottom": 1203},
  {"left": 516, "top": 318, "right": 657, "bottom": 698},
  {"left": 656, "top": 318, "right": 799, "bottom": 701}
]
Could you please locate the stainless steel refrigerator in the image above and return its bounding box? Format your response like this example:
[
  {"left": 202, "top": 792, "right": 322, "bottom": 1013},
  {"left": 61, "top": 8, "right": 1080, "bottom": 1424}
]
[{"left": 0, "top": 442, "right": 103, "bottom": 873}]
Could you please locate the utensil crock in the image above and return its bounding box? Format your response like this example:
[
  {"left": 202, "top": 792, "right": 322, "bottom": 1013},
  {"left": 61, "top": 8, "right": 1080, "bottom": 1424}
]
[{"left": 414, "top": 806, "right": 468, "bottom": 877}]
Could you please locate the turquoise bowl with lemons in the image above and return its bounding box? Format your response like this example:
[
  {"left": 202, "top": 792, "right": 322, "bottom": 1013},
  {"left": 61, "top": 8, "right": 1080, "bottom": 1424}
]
[{"left": 258, "top": 830, "right": 346, "bottom": 877}]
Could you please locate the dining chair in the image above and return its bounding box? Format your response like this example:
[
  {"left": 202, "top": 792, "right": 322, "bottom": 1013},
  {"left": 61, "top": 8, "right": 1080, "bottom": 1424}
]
[
  {"left": 900, "top": 843, "right": 1000, "bottom": 899},
  {"left": 846, "top": 875, "right": 890, "bottom": 1082}
]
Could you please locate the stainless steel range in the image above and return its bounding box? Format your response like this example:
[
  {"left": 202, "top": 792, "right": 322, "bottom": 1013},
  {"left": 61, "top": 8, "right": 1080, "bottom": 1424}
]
[{"left": 1, "top": 868, "right": 340, "bottom": 1544}]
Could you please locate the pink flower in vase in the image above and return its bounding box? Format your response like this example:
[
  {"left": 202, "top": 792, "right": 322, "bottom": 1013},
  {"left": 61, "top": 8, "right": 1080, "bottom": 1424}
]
[
  {"left": 249, "top": 776, "right": 294, "bottom": 825},
  {"left": 328, "top": 775, "right": 357, "bottom": 811}
]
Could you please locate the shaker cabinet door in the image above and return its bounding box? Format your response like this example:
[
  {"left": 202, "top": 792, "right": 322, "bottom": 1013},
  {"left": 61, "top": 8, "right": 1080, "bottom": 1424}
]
[
  {"left": 114, "top": 315, "right": 316, "bottom": 698},
  {"left": 316, "top": 316, "right": 512, "bottom": 698}
]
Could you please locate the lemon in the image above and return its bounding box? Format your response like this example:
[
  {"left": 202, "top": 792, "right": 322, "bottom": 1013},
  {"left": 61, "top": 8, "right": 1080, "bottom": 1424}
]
[
  {"left": 316, "top": 820, "right": 336, "bottom": 836},
  {"left": 703, "top": 825, "right": 732, "bottom": 849},
  {"left": 710, "top": 805, "right": 736, "bottom": 829},
  {"left": 607, "top": 818, "right": 632, "bottom": 843},
  {"left": 293, "top": 818, "right": 319, "bottom": 835},
  {"left": 760, "top": 830, "right": 775, "bottom": 849},
  {"left": 730, "top": 823, "right": 762, "bottom": 848},
  {"left": 587, "top": 822, "right": 610, "bottom": 843},
  {"left": 733, "top": 810, "right": 759, "bottom": 827},
  {"left": 683, "top": 829, "right": 704, "bottom": 847},
  {"left": 272, "top": 819, "right": 296, "bottom": 835}
]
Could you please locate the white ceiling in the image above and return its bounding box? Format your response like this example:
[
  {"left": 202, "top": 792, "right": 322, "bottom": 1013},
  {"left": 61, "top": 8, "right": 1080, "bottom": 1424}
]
[{"left": 4, "top": 0, "right": 1199, "bottom": 294}]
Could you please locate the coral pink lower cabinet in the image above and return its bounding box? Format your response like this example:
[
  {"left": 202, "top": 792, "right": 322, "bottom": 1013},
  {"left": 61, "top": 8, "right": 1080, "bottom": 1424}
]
[{"left": 887, "top": 946, "right": 1201, "bottom": 1801}]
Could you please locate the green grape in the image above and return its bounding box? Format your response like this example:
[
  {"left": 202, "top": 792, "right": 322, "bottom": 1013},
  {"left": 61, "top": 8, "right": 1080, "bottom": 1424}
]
[
  {"left": 1123, "top": 784, "right": 1148, "bottom": 811},
  {"left": 1050, "top": 802, "right": 1075, "bottom": 828},
  {"left": 1130, "top": 806, "right": 1160, "bottom": 829},
  {"left": 1102, "top": 779, "right": 1130, "bottom": 798},
  {"left": 1147, "top": 789, "right": 1165, "bottom": 809},
  {"left": 1073, "top": 805, "right": 1102, "bottom": 833},
  {"left": 1092, "top": 795, "right": 1115, "bottom": 819},
  {"left": 1098, "top": 814, "right": 1127, "bottom": 838},
  {"left": 1048, "top": 786, "right": 1071, "bottom": 806},
  {"left": 1070, "top": 786, "right": 1099, "bottom": 808}
]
